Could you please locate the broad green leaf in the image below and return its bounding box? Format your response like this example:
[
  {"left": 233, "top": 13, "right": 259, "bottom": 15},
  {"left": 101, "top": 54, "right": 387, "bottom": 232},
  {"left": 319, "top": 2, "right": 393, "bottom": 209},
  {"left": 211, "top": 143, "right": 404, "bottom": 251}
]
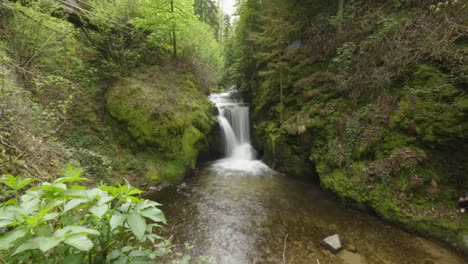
[
  {"left": 108, "top": 249, "right": 121, "bottom": 260},
  {"left": 114, "top": 255, "right": 129, "bottom": 264},
  {"left": 0, "top": 219, "right": 13, "bottom": 228},
  {"left": 100, "top": 185, "right": 119, "bottom": 196},
  {"left": 119, "top": 202, "right": 131, "bottom": 212},
  {"left": 60, "top": 215, "right": 83, "bottom": 226},
  {"left": 0, "top": 228, "right": 28, "bottom": 250},
  {"left": 18, "top": 196, "right": 40, "bottom": 213},
  {"left": 97, "top": 195, "right": 114, "bottom": 206},
  {"left": 64, "top": 234, "right": 94, "bottom": 251},
  {"left": 13, "top": 236, "right": 61, "bottom": 254},
  {"left": 135, "top": 200, "right": 162, "bottom": 211},
  {"left": 64, "top": 198, "right": 89, "bottom": 212},
  {"left": 121, "top": 246, "right": 133, "bottom": 252},
  {"left": 43, "top": 213, "right": 59, "bottom": 221},
  {"left": 25, "top": 200, "right": 64, "bottom": 227},
  {"left": 127, "top": 187, "right": 142, "bottom": 196},
  {"left": 37, "top": 224, "right": 53, "bottom": 237},
  {"left": 90, "top": 204, "right": 109, "bottom": 219},
  {"left": 140, "top": 207, "right": 166, "bottom": 224},
  {"left": 110, "top": 211, "right": 126, "bottom": 231},
  {"left": 0, "top": 206, "right": 17, "bottom": 227},
  {"left": 54, "top": 226, "right": 100, "bottom": 239},
  {"left": 85, "top": 188, "right": 107, "bottom": 200},
  {"left": 20, "top": 189, "right": 43, "bottom": 203},
  {"left": 127, "top": 212, "right": 146, "bottom": 241}
]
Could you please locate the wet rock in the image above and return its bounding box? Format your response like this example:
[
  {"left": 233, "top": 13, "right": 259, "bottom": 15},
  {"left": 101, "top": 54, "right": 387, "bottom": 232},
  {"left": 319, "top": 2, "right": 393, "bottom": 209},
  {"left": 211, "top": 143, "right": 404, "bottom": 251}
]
[{"left": 321, "top": 234, "right": 342, "bottom": 253}]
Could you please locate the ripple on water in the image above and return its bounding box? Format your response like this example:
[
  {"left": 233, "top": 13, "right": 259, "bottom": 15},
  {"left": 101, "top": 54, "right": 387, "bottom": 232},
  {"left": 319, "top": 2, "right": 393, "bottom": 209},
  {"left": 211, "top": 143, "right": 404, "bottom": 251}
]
[{"left": 151, "top": 163, "right": 467, "bottom": 264}]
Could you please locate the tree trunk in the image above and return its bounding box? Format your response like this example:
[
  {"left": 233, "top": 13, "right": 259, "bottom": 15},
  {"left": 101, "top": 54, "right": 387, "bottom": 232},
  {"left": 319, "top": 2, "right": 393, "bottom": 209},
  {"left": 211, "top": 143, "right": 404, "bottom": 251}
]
[
  {"left": 170, "top": 0, "right": 177, "bottom": 57},
  {"left": 337, "top": 0, "right": 344, "bottom": 33},
  {"left": 280, "top": 71, "right": 283, "bottom": 123}
]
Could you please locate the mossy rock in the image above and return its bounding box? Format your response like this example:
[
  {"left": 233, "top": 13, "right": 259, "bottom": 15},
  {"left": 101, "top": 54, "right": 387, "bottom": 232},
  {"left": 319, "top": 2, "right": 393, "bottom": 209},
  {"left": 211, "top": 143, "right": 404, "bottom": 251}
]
[{"left": 105, "top": 64, "right": 216, "bottom": 183}]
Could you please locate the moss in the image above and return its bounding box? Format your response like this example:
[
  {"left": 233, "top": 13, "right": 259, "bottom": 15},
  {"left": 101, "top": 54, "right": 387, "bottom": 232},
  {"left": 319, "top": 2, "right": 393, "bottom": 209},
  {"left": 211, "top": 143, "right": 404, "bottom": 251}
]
[
  {"left": 105, "top": 64, "right": 216, "bottom": 183},
  {"left": 182, "top": 126, "right": 204, "bottom": 169},
  {"left": 144, "top": 158, "right": 186, "bottom": 184},
  {"left": 390, "top": 65, "right": 467, "bottom": 144}
]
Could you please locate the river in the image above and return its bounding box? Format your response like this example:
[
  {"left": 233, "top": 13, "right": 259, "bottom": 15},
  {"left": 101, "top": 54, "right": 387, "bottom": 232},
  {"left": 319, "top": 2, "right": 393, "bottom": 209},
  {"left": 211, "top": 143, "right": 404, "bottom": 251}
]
[{"left": 149, "top": 91, "right": 465, "bottom": 264}]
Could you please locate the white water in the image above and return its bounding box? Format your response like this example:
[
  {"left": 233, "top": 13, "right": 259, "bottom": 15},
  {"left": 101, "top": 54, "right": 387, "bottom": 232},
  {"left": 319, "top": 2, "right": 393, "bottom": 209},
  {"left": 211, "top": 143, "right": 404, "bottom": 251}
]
[{"left": 209, "top": 91, "right": 271, "bottom": 174}]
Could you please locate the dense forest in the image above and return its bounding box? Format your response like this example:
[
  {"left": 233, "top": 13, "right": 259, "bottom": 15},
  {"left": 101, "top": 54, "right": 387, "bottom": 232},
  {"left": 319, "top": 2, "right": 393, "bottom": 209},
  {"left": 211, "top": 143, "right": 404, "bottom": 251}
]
[{"left": 0, "top": 0, "right": 467, "bottom": 263}]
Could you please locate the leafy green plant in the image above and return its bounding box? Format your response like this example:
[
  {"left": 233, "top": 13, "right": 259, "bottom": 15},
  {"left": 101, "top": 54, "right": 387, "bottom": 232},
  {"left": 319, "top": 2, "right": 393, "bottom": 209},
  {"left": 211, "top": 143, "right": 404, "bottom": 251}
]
[{"left": 0, "top": 165, "right": 169, "bottom": 263}]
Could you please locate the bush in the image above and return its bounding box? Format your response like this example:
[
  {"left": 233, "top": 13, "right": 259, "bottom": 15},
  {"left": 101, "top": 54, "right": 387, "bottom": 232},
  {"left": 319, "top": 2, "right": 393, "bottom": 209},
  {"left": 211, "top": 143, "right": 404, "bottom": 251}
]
[{"left": 0, "top": 165, "right": 169, "bottom": 263}]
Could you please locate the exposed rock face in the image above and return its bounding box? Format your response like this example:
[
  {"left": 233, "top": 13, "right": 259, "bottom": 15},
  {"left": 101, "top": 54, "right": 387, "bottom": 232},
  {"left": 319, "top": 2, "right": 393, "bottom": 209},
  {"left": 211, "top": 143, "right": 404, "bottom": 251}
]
[{"left": 321, "top": 234, "right": 342, "bottom": 253}]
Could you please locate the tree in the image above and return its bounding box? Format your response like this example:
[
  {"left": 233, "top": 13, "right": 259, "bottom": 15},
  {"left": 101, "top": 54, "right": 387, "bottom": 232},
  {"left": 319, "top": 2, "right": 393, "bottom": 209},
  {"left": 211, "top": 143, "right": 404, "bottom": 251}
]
[{"left": 337, "top": 0, "right": 344, "bottom": 33}]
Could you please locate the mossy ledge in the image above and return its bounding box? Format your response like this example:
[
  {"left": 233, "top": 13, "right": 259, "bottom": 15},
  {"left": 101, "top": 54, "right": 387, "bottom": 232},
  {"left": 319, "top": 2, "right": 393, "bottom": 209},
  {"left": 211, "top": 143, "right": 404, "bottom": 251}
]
[{"left": 106, "top": 62, "right": 217, "bottom": 184}]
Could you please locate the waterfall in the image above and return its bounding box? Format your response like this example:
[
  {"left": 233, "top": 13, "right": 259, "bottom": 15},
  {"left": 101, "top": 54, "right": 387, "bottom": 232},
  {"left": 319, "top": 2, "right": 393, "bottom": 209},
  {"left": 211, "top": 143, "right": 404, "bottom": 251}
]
[{"left": 209, "top": 91, "right": 255, "bottom": 161}]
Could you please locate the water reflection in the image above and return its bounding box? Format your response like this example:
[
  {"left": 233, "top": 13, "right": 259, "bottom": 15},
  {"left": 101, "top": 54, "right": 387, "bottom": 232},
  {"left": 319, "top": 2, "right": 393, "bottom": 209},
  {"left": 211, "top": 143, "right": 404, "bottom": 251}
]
[{"left": 151, "top": 161, "right": 465, "bottom": 264}]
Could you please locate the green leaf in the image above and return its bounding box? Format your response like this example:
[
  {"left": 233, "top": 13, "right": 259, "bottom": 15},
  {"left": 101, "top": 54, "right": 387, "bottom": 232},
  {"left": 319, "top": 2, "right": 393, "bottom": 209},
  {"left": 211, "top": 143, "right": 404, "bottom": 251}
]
[
  {"left": 13, "top": 236, "right": 61, "bottom": 254},
  {"left": 0, "top": 206, "right": 17, "bottom": 228},
  {"left": 0, "top": 219, "right": 13, "bottom": 228},
  {"left": 60, "top": 215, "right": 83, "bottom": 226},
  {"left": 64, "top": 234, "right": 94, "bottom": 251},
  {"left": 96, "top": 195, "right": 114, "bottom": 206},
  {"left": 54, "top": 226, "right": 100, "bottom": 239},
  {"left": 114, "top": 255, "right": 129, "bottom": 264},
  {"left": 42, "top": 183, "right": 67, "bottom": 196},
  {"left": 0, "top": 174, "right": 17, "bottom": 189},
  {"left": 100, "top": 185, "right": 119, "bottom": 196},
  {"left": 135, "top": 200, "right": 162, "bottom": 211},
  {"left": 42, "top": 213, "right": 59, "bottom": 221},
  {"left": 37, "top": 224, "right": 53, "bottom": 237},
  {"left": 64, "top": 198, "right": 89, "bottom": 212},
  {"left": 127, "top": 212, "right": 146, "bottom": 241},
  {"left": 108, "top": 249, "right": 121, "bottom": 260},
  {"left": 16, "top": 177, "right": 34, "bottom": 190},
  {"left": 140, "top": 207, "right": 166, "bottom": 224},
  {"left": 0, "top": 228, "right": 28, "bottom": 250},
  {"left": 110, "top": 211, "right": 126, "bottom": 231},
  {"left": 90, "top": 204, "right": 109, "bottom": 219},
  {"left": 61, "top": 164, "right": 84, "bottom": 178}
]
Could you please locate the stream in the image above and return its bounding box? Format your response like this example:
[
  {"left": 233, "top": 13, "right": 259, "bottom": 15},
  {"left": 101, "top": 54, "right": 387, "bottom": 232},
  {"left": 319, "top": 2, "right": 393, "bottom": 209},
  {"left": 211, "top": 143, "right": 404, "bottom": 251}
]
[{"left": 150, "top": 91, "right": 465, "bottom": 264}]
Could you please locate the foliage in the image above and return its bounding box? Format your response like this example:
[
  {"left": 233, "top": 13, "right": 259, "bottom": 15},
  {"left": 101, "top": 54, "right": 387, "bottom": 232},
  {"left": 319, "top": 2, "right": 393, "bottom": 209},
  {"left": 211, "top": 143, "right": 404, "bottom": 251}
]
[
  {"left": 226, "top": 0, "right": 468, "bottom": 252},
  {"left": 0, "top": 166, "right": 169, "bottom": 263}
]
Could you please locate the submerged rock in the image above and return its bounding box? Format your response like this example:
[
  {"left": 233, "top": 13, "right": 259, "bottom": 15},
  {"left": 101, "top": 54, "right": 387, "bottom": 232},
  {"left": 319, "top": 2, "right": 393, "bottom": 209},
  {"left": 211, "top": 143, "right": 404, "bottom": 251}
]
[{"left": 321, "top": 234, "right": 342, "bottom": 253}]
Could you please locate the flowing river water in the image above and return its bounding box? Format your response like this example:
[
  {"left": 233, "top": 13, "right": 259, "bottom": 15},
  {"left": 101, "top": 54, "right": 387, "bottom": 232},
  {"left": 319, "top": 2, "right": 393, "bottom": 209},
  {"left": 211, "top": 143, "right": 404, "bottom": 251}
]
[{"left": 150, "top": 91, "right": 466, "bottom": 264}]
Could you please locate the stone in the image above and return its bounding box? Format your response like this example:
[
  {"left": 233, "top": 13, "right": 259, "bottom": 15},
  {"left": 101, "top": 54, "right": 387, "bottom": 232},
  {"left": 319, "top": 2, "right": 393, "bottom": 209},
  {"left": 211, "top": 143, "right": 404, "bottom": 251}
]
[
  {"left": 321, "top": 234, "right": 342, "bottom": 253},
  {"left": 345, "top": 243, "right": 357, "bottom": 253}
]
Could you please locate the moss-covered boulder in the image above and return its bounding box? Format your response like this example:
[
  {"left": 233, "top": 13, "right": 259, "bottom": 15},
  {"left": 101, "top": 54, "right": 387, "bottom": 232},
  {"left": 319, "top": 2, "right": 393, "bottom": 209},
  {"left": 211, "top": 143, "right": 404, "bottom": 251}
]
[{"left": 106, "top": 64, "right": 216, "bottom": 183}]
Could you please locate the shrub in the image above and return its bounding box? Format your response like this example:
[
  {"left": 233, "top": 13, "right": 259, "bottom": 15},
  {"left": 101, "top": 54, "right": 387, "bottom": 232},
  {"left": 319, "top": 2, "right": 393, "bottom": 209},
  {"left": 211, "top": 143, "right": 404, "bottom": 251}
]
[{"left": 0, "top": 165, "right": 169, "bottom": 263}]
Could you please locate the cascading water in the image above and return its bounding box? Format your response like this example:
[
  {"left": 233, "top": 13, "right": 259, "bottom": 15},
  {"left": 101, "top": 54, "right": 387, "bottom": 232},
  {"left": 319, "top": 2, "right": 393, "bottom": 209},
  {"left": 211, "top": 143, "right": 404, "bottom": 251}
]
[{"left": 209, "top": 91, "right": 269, "bottom": 173}]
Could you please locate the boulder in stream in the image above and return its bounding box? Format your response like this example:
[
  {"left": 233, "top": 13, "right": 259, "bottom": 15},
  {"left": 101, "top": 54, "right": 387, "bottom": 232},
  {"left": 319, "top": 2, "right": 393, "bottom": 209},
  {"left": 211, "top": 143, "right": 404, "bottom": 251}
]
[{"left": 321, "top": 234, "right": 343, "bottom": 253}]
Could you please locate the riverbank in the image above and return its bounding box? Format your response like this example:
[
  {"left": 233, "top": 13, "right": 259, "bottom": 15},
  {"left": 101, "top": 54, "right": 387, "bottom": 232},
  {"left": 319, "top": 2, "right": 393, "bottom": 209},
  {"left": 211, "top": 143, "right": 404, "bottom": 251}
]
[{"left": 226, "top": 0, "right": 468, "bottom": 254}]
